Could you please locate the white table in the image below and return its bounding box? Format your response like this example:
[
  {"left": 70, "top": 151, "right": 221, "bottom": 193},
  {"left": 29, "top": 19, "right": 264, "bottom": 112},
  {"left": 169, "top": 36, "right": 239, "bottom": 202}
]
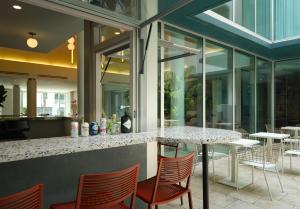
[
  {"left": 249, "top": 132, "right": 290, "bottom": 173},
  {"left": 281, "top": 126, "right": 300, "bottom": 139},
  {"left": 218, "top": 139, "right": 260, "bottom": 189}
]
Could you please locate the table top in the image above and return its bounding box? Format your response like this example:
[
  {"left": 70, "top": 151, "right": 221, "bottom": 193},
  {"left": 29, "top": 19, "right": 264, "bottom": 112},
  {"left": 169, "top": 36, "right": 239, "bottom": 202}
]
[
  {"left": 281, "top": 126, "right": 300, "bottom": 131},
  {"left": 249, "top": 132, "right": 290, "bottom": 139},
  {"left": 157, "top": 126, "right": 241, "bottom": 145},
  {"left": 0, "top": 126, "right": 241, "bottom": 163},
  {"left": 228, "top": 139, "right": 260, "bottom": 147}
]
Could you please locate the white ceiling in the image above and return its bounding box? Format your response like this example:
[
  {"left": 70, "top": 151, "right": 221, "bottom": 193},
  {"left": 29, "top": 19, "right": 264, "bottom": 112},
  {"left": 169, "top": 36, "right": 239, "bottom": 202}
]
[{"left": 0, "top": 0, "right": 83, "bottom": 53}]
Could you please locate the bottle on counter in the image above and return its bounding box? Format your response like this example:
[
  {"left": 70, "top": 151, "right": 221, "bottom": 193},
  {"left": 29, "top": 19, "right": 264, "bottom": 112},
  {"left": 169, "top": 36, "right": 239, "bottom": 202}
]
[
  {"left": 81, "top": 122, "right": 89, "bottom": 137},
  {"left": 99, "top": 116, "right": 107, "bottom": 135},
  {"left": 111, "top": 114, "right": 120, "bottom": 134},
  {"left": 89, "top": 122, "right": 99, "bottom": 136},
  {"left": 121, "top": 110, "right": 132, "bottom": 133},
  {"left": 70, "top": 121, "right": 79, "bottom": 138}
]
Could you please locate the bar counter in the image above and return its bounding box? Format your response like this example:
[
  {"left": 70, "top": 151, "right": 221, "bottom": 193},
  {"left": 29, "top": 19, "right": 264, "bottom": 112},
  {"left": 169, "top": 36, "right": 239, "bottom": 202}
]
[{"left": 0, "top": 126, "right": 240, "bottom": 209}]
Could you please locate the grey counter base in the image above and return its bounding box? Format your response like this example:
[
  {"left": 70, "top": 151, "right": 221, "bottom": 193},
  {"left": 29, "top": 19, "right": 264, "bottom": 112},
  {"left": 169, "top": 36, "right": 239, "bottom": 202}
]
[{"left": 0, "top": 143, "right": 147, "bottom": 209}]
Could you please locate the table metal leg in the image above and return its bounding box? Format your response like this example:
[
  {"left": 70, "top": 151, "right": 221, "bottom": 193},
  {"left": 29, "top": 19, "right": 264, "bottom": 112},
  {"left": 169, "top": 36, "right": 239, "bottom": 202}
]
[{"left": 202, "top": 144, "right": 209, "bottom": 209}]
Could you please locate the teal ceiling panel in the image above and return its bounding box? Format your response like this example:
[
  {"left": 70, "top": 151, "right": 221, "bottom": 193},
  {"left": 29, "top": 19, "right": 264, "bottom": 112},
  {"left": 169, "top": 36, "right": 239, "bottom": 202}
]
[{"left": 159, "top": 0, "right": 300, "bottom": 60}]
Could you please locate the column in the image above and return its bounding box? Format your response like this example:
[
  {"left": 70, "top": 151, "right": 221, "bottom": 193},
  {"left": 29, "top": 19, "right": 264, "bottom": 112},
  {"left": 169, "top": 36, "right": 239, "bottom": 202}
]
[
  {"left": 84, "top": 20, "right": 101, "bottom": 123},
  {"left": 170, "top": 34, "right": 185, "bottom": 126},
  {"left": 13, "top": 85, "right": 20, "bottom": 116},
  {"left": 27, "top": 78, "right": 37, "bottom": 117},
  {"left": 77, "top": 31, "right": 84, "bottom": 117},
  {"left": 139, "top": 0, "right": 158, "bottom": 179},
  {"left": 139, "top": 0, "right": 158, "bottom": 132}
]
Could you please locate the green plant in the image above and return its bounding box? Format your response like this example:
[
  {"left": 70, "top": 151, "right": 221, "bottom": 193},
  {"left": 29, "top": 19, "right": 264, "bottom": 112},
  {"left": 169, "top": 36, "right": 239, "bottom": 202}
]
[{"left": 0, "top": 85, "right": 7, "bottom": 108}]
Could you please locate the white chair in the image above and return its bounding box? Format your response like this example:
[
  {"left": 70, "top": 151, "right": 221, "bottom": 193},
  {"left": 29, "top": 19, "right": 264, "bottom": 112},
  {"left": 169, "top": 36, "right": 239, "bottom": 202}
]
[
  {"left": 236, "top": 144, "right": 284, "bottom": 200},
  {"left": 284, "top": 138, "right": 300, "bottom": 169},
  {"left": 193, "top": 144, "right": 229, "bottom": 182}
]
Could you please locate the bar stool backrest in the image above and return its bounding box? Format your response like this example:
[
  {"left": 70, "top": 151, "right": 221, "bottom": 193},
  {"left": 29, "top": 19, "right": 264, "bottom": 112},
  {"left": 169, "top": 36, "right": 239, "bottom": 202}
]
[
  {"left": 75, "top": 164, "right": 140, "bottom": 209},
  {"left": 0, "top": 184, "right": 43, "bottom": 209},
  {"left": 157, "top": 142, "right": 180, "bottom": 158},
  {"left": 158, "top": 153, "right": 194, "bottom": 185}
]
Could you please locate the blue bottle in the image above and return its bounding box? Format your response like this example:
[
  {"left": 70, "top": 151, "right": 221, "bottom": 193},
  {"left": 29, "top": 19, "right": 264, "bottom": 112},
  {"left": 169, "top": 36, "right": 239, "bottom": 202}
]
[{"left": 89, "top": 122, "right": 99, "bottom": 136}]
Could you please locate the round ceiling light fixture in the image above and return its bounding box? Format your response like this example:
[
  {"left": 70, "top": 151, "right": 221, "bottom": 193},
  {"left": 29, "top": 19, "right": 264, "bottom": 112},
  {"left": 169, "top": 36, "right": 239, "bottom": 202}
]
[
  {"left": 114, "top": 31, "right": 121, "bottom": 35},
  {"left": 12, "top": 5, "right": 22, "bottom": 10},
  {"left": 26, "top": 32, "right": 38, "bottom": 48}
]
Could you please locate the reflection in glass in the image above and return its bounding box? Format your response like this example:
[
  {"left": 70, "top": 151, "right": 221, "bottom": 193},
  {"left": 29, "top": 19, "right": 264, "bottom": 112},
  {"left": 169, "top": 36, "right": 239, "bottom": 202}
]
[
  {"left": 235, "top": 51, "right": 255, "bottom": 135},
  {"left": 275, "top": 0, "right": 300, "bottom": 40},
  {"left": 257, "top": 59, "right": 272, "bottom": 132},
  {"left": 205, "top": 41, "right": 233, "bottom": 130},
  {"left": 160, "top": 26, "right": 203, "bottom": 127},
  {"left": 275, "top": 60, "right": 300, "bottom": 128},
  {"left": 101, "top": 50, "right": 130, "bottom": 121},
  {"left": 256, "top": 0, "right": 271, "bottom": 39},
  {"left": 211, "top": 1, "right": 233, "bottom": 20},
  {"left": 235, "top": 0, "right": 255, "bottom": 32},
  {"left": 88, "top": 0, "right": 137, "bottom": 18}
]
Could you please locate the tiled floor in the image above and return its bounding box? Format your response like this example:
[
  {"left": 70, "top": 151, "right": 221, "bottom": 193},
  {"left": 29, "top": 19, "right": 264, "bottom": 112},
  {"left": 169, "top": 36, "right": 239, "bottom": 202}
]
[{"left": 159, "top": 155, "right": 300, "bottom": 209}]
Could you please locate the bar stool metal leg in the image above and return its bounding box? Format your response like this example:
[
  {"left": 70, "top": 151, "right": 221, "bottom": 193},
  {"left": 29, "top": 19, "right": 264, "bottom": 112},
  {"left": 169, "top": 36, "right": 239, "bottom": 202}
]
[{"left": 202, "top": 144, "right": 209, "bottom": 209}]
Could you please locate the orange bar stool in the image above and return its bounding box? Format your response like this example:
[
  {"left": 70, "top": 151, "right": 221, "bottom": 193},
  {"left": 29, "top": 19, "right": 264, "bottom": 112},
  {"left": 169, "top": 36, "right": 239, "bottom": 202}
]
[
  {"left": 50, "top": 164, "right": 140, "bottom": 209},
  {"left": 137, "top": 153, "right": 194, "bottom": 209},
  {"left": 0, "top": 184, "right": 44, "bottom": 209}
]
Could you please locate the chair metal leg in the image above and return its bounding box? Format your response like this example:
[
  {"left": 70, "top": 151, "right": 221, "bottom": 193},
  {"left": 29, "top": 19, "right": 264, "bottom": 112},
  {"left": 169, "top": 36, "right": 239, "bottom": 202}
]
[
  {"left": 236, "top": 158, "right": 239, "bottom": 191},
  {"left": 188, "top": 191, "right": 193, "bottom": 209},
  {"left": 228, "top": 151, "right": 230, "bottom": 177},
  {"left": 252, "top": 165, "right": 254, "bottom": 184},
  {"left": 155, "top": 205, "right": 158, "bottom": 209},
  {"left": 179, "top": 182, "right": 183, "bottom": 205},
  {"left": 281, "top": 142, "right": 284, "bottom": 174},
  {"left": 263, "top": 169, "right": 272, "bottom": 201},
  {"left": 212, "top": 147, "right": 215, "bottom": 183},
  {"left": 275, "top": 167, "right": 284, "bottom": 193}
]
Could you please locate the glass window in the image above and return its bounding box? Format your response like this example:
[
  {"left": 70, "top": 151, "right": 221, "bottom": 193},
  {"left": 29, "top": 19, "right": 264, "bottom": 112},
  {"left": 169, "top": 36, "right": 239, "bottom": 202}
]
[
  {"left": 211, "top": 1, "right": 233, "bottom": 20},
  {"left": 235, "top": 51, "right": 255, "bottom": 136},
  {"left": 235, "top": 0, "right": 255, "bottom": 32},
  {"left": 74, "top": 0, "right": 138, "bottom": 18},
  {"left": 256, "top": 58, "right": 272, "bottom": 132},
  {"left": 159, "top": 26, "right": 203, "bottom": 127},
  {"left": 36, "top": 92, "right": 69, "bottom": 116},
  {"left": 275, "top": 59, "right": 300, "bottom": 128},
  {"left": 256, "top": 0, "right": 271, "bottom": 39},
  {"left": 275, "top": 0, "right": 300, "bottom": 40},
  {"left": 205, "top": 41, "right": 233, "bottom": 130}
]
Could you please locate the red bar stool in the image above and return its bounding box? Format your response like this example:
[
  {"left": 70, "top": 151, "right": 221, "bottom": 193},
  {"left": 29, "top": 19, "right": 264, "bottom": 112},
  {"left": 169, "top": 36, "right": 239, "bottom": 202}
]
[
  {"left": 157, "top": 142, "right": 184, "bottom": 205},
  {"left": 137, "top": 153, "right": 194, "bottom": 209},
  {"left": 0, "top": 184, "right": 44, "bottom": 209},
  {"left": 50, "top": 164, "right": 140, "bottom": 209},
  {"left": 157, "top": 142, "right": 180, "bottom": 159}
]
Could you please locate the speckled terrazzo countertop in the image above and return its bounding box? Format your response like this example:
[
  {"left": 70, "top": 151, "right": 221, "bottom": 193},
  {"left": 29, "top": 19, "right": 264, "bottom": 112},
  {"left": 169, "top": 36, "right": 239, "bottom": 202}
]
[{"left": 0, "top": 126, "right": 241, "bottom": 163}]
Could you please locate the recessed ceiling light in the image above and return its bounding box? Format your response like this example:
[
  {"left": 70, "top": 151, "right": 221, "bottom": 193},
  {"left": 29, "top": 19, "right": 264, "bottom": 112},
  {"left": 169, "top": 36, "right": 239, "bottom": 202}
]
[
  {"left": 114, "top": 31, "right": 121, "bottom": 35},
  {"left": 12, "top": 5, "right": 22, "bottom": 10}
]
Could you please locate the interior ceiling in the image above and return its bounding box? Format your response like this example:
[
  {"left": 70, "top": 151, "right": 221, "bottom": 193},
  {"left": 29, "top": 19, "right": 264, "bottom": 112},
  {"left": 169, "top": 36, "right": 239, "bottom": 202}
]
[
  {"left": 161, "top": 0, "right": 300, "bottom": 60},
  {"left": 0, "top": 0, "right": 83, "bottom": 53}
]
